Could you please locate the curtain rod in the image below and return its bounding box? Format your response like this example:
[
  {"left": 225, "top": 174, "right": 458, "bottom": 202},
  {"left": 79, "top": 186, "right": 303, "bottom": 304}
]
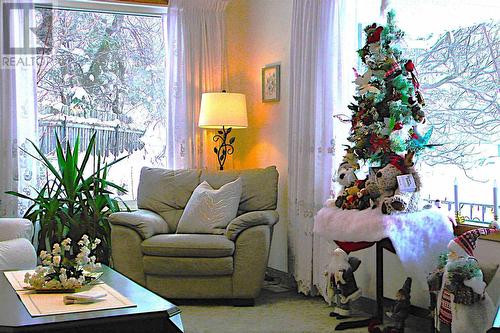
[
  {"left": 34, "top": 0, "right": 168, "bottom": 16},
  {"left": 94, "top": 0, "right": 168, "bottom": 7}
]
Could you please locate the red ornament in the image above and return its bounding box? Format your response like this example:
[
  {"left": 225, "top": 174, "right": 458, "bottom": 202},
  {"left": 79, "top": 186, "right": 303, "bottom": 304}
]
[
  {"left": 393, "top": 122, "right": 403, "bottom": 130},
  {"left": 369, "top": 134, "right": 391, "bottom": 153},
  {"left": 389, "top": 154, "right": 408, "bottom": 173},
  {"left": 404, "top": 60, "right": 415, "bottom": 72},
  {"left": 367, "top": 26, "right": 384, "bottom": 43},
  {"left": 405, "top": 60, "right": 420, "bottom": 90}
]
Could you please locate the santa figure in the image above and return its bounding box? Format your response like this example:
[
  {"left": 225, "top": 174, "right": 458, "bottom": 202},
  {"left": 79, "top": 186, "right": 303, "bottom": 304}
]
[
  {"left": 369, "top": 277, "right": 412, "bottom": 333},
  {"left": 431, "top": 227, "right": 498, "bottom": 333},
  {"left": 325, "top": 248, "right": 362, "bottom": 319},
  {"left": 386, "top": 277, "right": 412, "bottom": 332}
]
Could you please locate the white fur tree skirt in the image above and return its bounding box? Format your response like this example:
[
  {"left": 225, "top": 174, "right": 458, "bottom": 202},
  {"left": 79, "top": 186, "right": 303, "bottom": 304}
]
[
  {"left": 314, "top": 205, "right": 386, "bottom": 242},
  {"left": 314, "top": 204, "right": 455, "bottom": 288}
]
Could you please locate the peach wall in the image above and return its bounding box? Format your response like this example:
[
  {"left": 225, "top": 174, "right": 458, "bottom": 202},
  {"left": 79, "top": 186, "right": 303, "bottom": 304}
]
[{"left": 225, "top": 0, "right": 293, "bottom": 272}]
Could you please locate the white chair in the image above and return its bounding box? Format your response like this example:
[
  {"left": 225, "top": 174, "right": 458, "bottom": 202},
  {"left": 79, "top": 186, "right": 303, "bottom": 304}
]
[{"left": 0, "top": 218, "right": 37, "bottom": 271}]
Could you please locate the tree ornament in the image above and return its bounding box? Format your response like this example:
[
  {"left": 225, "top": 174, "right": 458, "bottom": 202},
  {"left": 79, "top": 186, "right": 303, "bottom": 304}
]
[
  {"left": 404, "top": 59, "right": 420, "bottom": 90},
  {"left": 367, "top": 26, "right": 384, "bottom": 44}
]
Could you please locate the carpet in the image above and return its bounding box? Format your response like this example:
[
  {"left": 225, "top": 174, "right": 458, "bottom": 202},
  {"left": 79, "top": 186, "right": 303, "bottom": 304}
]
[{"left": 176, "top": 288, "right": 428, "bottom": 333}]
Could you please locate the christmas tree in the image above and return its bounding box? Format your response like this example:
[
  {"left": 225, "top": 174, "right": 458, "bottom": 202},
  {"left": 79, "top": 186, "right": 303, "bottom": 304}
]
[{"left": 334, "top": 11, "right": 434, "bottom": 214}]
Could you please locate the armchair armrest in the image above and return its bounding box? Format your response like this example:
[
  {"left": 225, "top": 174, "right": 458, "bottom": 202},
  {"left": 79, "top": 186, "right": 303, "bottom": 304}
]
[
  {"left": 226, "top": 210, "right": 279, "bottom": 241},
  {"left": 0, "top": 218, "right": 34, "bottom": 242},
  {"left": 109, "top": 209, "right": 170, "bottom": 239}
]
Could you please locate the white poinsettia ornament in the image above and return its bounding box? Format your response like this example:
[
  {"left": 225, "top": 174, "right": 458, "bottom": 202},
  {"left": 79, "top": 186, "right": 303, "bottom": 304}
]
[{"left": 24, "top": 235, "right": 102, "bottom": 291}]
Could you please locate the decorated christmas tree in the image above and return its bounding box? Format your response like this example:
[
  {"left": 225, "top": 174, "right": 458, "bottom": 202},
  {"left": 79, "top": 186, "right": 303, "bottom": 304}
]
[{"left": 334, "top": 11, "right": 435, "bottom": 214}]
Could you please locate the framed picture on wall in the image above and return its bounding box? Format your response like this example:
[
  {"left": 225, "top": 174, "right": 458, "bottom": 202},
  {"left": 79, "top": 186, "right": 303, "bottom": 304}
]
[{"left": 262, "top": 64, "right": 280, "bottom": 102}]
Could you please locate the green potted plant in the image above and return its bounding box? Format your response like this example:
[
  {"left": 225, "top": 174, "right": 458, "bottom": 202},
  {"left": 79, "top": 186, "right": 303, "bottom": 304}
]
[{"left": 7, "top": 133, "right": 127, "bottom": 265}]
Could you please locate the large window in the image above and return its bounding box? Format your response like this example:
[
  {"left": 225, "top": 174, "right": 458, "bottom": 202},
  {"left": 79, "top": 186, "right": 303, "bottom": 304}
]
[
  {"left": 35, "top": 6, "right": 167, "bottom": 200},
  {"left": 405, "top": 21, "right": 499, "bottom": 223}
]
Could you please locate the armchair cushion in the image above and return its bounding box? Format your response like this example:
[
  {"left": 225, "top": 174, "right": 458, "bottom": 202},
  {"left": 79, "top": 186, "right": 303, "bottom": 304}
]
[
  {"left": 201, "top": 166, "right": 278, "bottom": 215},
  {"left": 143, "top": 256, "right": 233, "bottom": 276},
  {"left": 226, "top": 210, "right": 279, "bottom": 241},
  {"left": 142, "top": 234, "right": 234, "bottom": 257},
  {"left": 109, "top": 209, "right": 170, "bottom": 239},
  {"left": 137, "top": 168, "right": 201, "bottom": 231}
]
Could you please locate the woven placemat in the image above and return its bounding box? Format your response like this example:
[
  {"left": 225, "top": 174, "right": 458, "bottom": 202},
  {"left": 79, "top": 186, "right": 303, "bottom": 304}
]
[{"left": 4, "top": 270, "right": 136, "bottom": 317}]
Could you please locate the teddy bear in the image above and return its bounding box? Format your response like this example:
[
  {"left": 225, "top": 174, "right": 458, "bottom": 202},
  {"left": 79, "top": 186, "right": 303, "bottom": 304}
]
[
  {"left": 374, "top": 152, "right": 421, "bottom": 214},
  {"left": 364, "top": 176, "right": 381, "bottom": 209},
  {"left": 334, "top": 162, "right": 358, "bottom": 209},
  {"left": 337, "top": 161, "right": 358, "bottom": 187}
]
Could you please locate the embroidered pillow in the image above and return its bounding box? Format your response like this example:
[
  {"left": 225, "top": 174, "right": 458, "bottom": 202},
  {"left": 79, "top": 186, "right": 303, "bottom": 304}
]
[{"left": 176, "top": 178, "right": 242, "bottom": 234}]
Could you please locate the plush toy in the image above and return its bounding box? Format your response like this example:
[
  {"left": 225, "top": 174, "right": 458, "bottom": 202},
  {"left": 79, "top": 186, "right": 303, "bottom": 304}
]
[
  {"left": 334, "top": 162, "right": 358, "bottom": 209},
  {"left": 365, "top": 177, "right": 381, "bottom": 208},
  {"left": 356, "top": 188, "right": 372, "bottom": 210},
  {"left": 375, "top": 152, "right": 421, "bottom": 214},
  {"left": 341, "top": 180, "right": 370, "bottom": 210},
  {"left": 428, "top": 228, "right": 499, "bottom": 333},
  {"left": 325, "top": 248, "right": 362, "bottom": 319},
  {"left": 334, "top": 190, "right": 348, "bottom": 208},
  {"left": 345, "top": 148, "right": 361, "bottom": 170},
  {"left": 337, "top": 162, "right": 358, "bottom": 187}
]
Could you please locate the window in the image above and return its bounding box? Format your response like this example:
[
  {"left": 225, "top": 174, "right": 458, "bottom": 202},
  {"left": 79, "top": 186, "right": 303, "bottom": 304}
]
[
  {"left": 404, "top": 21, "right": 499, "bottom": 224},
  {"left": 35, "top": 5, "right": 167, "bottom": 200}
]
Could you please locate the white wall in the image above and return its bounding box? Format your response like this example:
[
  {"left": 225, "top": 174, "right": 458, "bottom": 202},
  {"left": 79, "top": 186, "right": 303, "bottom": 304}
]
[{"left": 225, "top": 0, "right": 293, "bottom": 272}]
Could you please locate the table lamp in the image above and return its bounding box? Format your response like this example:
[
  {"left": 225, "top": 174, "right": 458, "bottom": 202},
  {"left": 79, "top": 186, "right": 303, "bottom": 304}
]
[{"left": 199, "top": 92, "right": 248, "bottom": 170}]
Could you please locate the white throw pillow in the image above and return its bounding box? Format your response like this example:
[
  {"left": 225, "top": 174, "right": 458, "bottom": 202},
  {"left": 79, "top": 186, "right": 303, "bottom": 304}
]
[{"left": 176, "top": 178, "right": 242, "bottom": 234}]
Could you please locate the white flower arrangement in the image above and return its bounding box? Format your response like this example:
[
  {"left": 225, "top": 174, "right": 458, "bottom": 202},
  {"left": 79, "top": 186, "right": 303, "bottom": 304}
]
[{"left": 24, "top": 235, "right": 102, "bottom": 290}]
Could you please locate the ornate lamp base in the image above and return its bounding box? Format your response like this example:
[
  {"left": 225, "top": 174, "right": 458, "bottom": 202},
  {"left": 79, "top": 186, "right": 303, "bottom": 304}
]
[{"left": 213, "top": 126, "right": 236, "bottom": 171}]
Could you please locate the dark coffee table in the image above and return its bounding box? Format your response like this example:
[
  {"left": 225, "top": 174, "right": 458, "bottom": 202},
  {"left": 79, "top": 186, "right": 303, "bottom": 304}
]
[{"left": 0, "top": 265, "right": 183, "bottom": 333}]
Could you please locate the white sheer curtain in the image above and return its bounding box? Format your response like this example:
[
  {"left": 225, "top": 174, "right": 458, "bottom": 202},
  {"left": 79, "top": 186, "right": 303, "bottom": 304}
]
[
  {"left": 288, "top": 0, "right": 361, "bottom": 295},
  {"left": 0, "top": 0, "right": 38, "bottom": 217},
  {"left": 288, "top": 0, "right": 336, "bottom": 295},
  {"left": 163, "top": 0, "right": 229, "bottom": 170}
]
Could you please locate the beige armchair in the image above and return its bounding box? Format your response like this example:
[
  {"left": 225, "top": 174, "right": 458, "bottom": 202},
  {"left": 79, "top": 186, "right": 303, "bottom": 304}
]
[{"left": 109, "top": 166, "right": 279, "bottom": 305}]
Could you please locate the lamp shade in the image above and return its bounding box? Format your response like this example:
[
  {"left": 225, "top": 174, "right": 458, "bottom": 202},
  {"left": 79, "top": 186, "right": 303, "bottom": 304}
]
[{"left": 199, "top": 93, "right": 248, "bottom": 129}]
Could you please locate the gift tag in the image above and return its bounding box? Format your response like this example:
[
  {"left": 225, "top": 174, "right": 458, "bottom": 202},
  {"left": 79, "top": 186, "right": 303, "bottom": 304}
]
[{"left": 397, "top": 174, "right": 417, "bottom": 193}]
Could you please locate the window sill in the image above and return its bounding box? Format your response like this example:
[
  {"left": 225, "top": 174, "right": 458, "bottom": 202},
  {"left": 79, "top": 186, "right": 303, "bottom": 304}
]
[{"left": 455, "top": 223, "right": 500, "bottom": 242}]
